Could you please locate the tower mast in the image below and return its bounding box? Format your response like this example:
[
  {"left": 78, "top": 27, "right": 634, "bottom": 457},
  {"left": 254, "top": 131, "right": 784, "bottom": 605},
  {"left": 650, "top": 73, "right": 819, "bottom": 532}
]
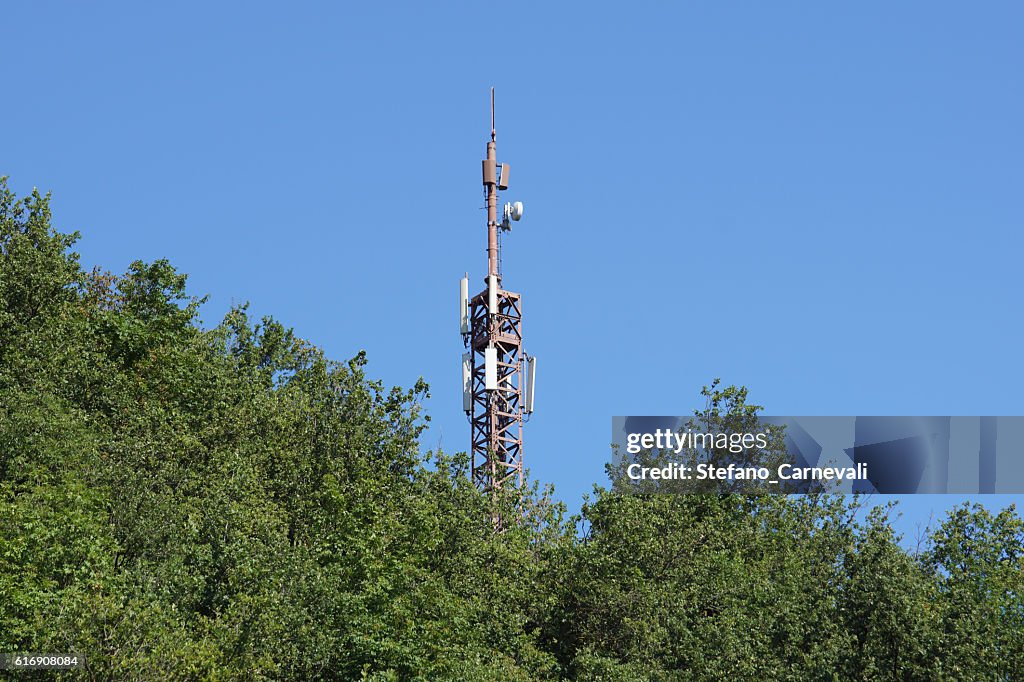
[
  {"left": 461, "top": 88, "right": 533, "bottom": 498},
  {"left": 487, "top": 87, "right": 499, "bottom": 281}
]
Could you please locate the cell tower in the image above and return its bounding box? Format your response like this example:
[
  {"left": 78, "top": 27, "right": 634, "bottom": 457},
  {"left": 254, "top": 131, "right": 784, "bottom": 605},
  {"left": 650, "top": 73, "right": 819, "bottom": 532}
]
[{"left": 460, "top": 88, "right": 536, "bottom": 495}]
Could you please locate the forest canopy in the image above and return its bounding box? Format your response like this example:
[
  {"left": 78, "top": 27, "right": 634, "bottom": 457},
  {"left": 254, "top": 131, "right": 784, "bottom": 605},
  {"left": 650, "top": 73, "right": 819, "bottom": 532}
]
[{"left": 1, "top": 178, "right": 1022, "bottom": 680}]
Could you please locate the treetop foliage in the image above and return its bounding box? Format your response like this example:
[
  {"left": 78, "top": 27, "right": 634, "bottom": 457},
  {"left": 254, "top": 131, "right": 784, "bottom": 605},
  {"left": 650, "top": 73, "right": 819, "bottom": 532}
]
[{"left": 1, "top": 178, "right": 1021, "bottom": 680}]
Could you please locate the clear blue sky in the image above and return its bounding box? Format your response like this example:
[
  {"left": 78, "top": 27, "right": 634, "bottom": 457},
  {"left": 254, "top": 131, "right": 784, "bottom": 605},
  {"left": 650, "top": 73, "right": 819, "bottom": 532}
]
[{"left": 4, "top": 3, "right": 1022, "bottom": 543}]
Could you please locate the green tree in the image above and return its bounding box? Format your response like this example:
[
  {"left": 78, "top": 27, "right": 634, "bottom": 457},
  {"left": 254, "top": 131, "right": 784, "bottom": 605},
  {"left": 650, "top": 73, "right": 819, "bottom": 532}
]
[
  {"left": 838, "top": 505, "right": 936, "bottom": 680},
  {"left": 924, "top": 503, "right": 1024, "bottom": 679}
]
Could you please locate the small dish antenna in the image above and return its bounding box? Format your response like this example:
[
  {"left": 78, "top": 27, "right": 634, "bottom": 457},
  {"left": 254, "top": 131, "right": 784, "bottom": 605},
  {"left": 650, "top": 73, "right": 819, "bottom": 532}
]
[{"left": 501, "top": 201, "right": 524, "bottom": 231}]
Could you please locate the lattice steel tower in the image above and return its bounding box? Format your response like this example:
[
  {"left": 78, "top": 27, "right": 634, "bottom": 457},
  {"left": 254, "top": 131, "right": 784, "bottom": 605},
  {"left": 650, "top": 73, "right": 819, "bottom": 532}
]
[{"left": 460, "top": 88, "right": 535, "bottom": 495}]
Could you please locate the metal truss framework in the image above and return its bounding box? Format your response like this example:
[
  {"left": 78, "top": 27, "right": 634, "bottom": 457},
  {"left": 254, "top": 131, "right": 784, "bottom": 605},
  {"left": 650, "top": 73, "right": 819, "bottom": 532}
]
[{"left": 469, "top": 286, "right": 523, "bottom": 492}]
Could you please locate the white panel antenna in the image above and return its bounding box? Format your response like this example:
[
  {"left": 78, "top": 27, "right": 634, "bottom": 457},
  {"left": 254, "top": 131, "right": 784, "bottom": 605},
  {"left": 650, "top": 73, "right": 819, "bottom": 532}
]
[
  {"left": 462, "top": 352, "right": 472, "bottom": 413},
  {"left": 523, "top": 355, "right": 536, "bottom": 414},
  {"left": 488, "top": 274, "right": 498, "bottom": 316},
  {"left": 484, "top": 347, "right": 498, "bottom": 390},
  {"left": 460, "top": 275, "right": 469, "bottom": 335}
]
